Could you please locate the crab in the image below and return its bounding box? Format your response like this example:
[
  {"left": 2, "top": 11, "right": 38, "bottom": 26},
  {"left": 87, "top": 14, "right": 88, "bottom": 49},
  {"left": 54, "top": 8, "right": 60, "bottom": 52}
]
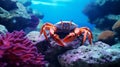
[{"left": 40, "top": 21, "right": 93, "bottom": 46}]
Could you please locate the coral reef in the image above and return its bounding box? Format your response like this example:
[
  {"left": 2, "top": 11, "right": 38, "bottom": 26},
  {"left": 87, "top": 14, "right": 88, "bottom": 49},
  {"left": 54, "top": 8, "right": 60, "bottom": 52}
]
[
  {"left": 0, "top": 0, "right": 41, "bottom": 32},
  {"left": 58, "top": 41, "right": 120, "bottom": 67},
  {"left": 0, "top": 31, "right": 47, "bottom": 67},
  {"left": 0, "top": 2, "right": 30, "bottom": 19},
  {"left": 97, "top": 30, "right": 116, "bottom": 45},
  {"left": 0, "top": 25, "right": 8, "bottom": 35},
  {"left": 83, "top": 0, "right": 120, "bottom": 30},
  {"left": 0, "top": 1, "right": 31, "bottom": 32}
]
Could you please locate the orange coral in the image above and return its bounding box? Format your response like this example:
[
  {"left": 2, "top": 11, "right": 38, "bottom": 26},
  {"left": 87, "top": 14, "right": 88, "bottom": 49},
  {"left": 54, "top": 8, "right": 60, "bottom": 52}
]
[{"left": 98, "top": 30, "right": 115, "bottom": 45}]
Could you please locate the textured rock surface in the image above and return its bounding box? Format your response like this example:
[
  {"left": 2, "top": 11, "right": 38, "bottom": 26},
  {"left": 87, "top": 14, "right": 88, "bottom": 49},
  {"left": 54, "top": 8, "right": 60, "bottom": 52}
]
[
  {"left": 36, "top": 29, "right": 90, "bottom": 67},
  {"left": 0, "top": 0, "right": 31, "bottom": 32},
  {"left": 0, "top": 2, "right": 30, "bottom": 19},
  {"left": 26, "top": 31, "right": 41, "bottom": 44},
  {"left": 0, "top": 0, "right": 41, "bottom": 32},
  {"left": 58, "top": 41, "right": 120, "bottom": 67}
]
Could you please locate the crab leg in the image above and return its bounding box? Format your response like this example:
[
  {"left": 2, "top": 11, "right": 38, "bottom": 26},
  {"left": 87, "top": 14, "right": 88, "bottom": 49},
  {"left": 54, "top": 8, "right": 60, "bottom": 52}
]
[
  {"left": 40, "top": 26, "right": 49, "bottom": 40},
  {"left": 82, "top": 31, "right": 87, "bottom": 45},
  {"left": 88, "top": 32, "right": 93, "bottom": 44},
  {"left": 63, "top": 28, "right": 80, "bottom": 43},
  {"left": 43, "top": 28, "right": 48, "bottom": 40},
  {"left": 50, "top": 28, "right": 65, "bottom": 46},
  {"left": 82, "top": 27, "right": 93, "bottom": 45},
  {"left": 63, "top": 27, "right": 93, "bottom": 45},
  {"left": 40, "top": 23, "right": 55, "bottom": 40}
]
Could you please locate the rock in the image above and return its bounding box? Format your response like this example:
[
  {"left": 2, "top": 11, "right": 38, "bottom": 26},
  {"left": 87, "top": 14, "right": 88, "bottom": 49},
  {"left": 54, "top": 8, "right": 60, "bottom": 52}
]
[
  {"left": 83, "top": 0, "right": 120, "bottom": 30},
  {"left": 0, "top": 0, "right": 18, "bottom": 11},
  {"left": 92, "top": 28, "right": 102, "bottom": 42},
  {"left": 0, "top": 1, "right": 31, "bottom": 32},
  {"left": 26, "top": 31, "right": 44, "bottom": 44},
  {"left": 58, "top": 41, "right": 120, "bottom": 67},
  {"left": 0, "top": 1, "right": 40, "bottom": 32},
  {"left": 36, "top": 31, "right": 87, "bottom": 67},
  {"left": 110, "top": 42, "right": 120, "bottom": 50},
  {"left": 97, "top": 30, "right": 116, "bottom": 45},
  {"left": 0, "top": 3, "right": 30, "bottom": 19}
]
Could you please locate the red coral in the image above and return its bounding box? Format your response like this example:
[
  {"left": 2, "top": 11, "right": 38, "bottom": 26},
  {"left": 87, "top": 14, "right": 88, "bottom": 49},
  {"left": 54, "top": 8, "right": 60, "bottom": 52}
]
[{"left": 0, "top": 30, "right": 47, "bottom": 67}]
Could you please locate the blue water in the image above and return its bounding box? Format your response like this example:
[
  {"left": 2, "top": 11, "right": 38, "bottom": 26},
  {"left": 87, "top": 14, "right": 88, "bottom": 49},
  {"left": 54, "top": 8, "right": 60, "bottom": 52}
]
[{"left": 30, "top": 0, "right": 94, "bottom": 30}]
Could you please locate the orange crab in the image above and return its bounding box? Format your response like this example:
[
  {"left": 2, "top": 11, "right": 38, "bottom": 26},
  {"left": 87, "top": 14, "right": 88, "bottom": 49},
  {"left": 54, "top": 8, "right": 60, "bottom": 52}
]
[{"left": 40, "top": 21, "right": 93, "bottom": 46}]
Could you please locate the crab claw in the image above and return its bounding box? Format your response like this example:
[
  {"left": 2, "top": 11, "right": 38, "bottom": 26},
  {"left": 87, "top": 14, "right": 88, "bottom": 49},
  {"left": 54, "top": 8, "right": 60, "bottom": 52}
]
[
  {"left": 63, "top": 28, "right": 81, "bottom": 43},
  {"left": 40, "top": 23, "right": 57, "bottom": 40},
  {"left": 63, "top": 32, "right": 77, "bottom": 43}
]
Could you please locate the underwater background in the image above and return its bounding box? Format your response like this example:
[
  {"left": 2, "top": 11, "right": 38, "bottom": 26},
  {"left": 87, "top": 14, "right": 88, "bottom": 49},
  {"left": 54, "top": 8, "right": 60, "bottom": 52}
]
[
  {"left": 30, "top": 0, "right": 94, "bottom": 29},
  {"left": 0, "top": 0, "right": 120, "bottom": 67}
]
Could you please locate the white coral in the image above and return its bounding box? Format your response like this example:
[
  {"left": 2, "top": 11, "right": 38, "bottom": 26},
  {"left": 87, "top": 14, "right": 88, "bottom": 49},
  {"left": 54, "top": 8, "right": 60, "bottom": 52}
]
[{"left": 0, "top": 24, "right": 8, "bottom": 35}]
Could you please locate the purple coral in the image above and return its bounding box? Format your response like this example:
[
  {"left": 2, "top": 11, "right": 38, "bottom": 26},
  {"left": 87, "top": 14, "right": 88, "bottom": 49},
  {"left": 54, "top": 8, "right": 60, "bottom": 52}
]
[{"left": 0, "top": 30, "right": 47, "bottom": 67}]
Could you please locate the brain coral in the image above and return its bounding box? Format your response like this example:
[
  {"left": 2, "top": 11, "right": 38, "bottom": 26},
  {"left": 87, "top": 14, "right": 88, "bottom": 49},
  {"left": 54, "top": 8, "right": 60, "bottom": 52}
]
[
  {"left": 98, "top": 30, "right": 115, "bottom": 45},
  {"left": 0, "top": 30, "right": 47, "bottom": 67}
]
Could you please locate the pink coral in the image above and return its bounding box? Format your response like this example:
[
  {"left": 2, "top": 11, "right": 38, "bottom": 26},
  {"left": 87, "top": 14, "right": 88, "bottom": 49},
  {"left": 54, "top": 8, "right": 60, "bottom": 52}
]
[{"left": 0, "top": 30, "right": 46, "bottom": 67}]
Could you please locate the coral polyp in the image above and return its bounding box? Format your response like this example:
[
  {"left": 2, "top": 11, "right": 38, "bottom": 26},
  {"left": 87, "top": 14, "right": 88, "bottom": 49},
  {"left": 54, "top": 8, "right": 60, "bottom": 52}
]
[{"left": 0, "top": 30, "right": 47, "bottom": 67}]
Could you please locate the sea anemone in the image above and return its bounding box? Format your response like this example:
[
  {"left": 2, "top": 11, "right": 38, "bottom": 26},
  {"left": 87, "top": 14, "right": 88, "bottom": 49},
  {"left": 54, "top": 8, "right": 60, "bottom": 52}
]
[
  {"left": 98, "top": 30, "right": 116, "bottom": 45},
  {"left": 0, "top": 30, "right": 46, "bottom": 67}
]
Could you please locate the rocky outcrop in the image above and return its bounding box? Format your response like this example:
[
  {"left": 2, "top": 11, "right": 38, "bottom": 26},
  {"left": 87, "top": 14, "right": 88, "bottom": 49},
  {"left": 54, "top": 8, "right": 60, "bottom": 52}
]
[
  {"left": 97, "top": 30, "right": 116, "bottom": 45},
  {"left": 0, "top": 0, "right": 40, "bottom": 32},
  {"left": 0, "top": 0, "right": 18, "bottom": 11},
  {"left": 36, "top": 27, "right": 91, "bottom": 67},
  {"left": 58, "top": 41, "right": 120, "bottom": 67},
  {"left": 26, "top": 31, "right": 42, "bottom": 44},
  {"left": 83, "top": 0, "right": 120, "bottom": 30}
]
